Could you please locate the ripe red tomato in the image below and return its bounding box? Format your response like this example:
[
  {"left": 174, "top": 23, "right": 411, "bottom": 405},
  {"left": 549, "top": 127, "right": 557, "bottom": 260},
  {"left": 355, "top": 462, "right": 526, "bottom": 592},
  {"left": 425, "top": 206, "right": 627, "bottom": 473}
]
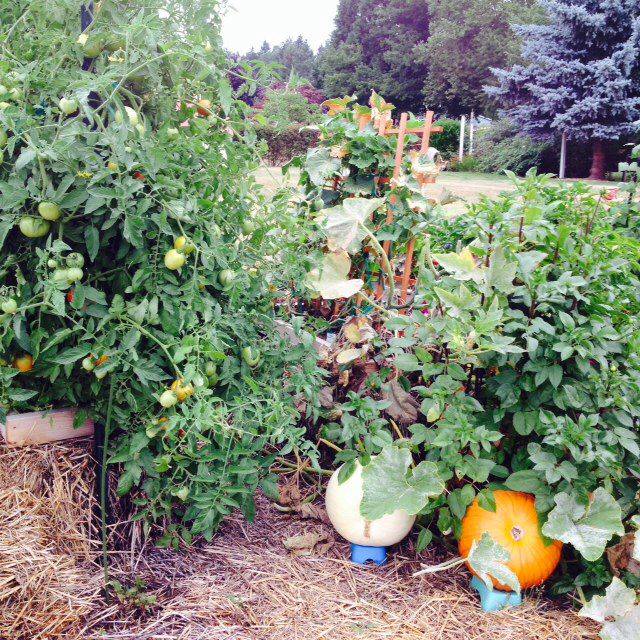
[
  {"left": 66, "top": 288, "right": 75, "bottom": 304},
  {"left": 133, "top": 171, "right": 146, "bottom": 181}
]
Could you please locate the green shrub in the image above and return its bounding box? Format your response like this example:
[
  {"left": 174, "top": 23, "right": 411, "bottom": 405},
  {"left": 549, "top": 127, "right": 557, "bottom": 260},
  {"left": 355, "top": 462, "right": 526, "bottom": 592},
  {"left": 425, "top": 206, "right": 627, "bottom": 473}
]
[
  {"left": 259, "top": 89, "right": 322, "bottom": 131},
  {"left": 473, "top": 119, "right": 552, "bottom": 175},
  {"left": 430, "top": 119, "right": 460, "bottom": 159}
]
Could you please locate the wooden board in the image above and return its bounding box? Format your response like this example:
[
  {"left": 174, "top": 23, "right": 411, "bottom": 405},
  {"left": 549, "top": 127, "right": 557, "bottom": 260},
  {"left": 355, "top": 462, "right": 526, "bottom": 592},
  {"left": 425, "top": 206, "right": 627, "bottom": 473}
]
[{"left": 0, "top": 408, "right": 94, "bottom": 446}]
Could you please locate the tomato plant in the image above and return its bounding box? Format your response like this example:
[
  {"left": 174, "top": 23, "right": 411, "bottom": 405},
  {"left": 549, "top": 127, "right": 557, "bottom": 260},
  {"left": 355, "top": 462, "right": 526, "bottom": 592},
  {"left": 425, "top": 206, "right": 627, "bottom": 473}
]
[{"left": 0, "top": 0, "right": 323, "bottom": 542}]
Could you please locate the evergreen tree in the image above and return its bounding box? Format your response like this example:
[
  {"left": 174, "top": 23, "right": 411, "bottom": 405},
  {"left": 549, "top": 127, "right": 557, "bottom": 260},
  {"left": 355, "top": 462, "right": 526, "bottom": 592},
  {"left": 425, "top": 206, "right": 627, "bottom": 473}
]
[
  {"left": 242, "top": 36, "right": 317, "bottom": 82},
  {"left": 487, "top": 0, "right": 640, "bottom": 179},
  {"left": 419, "top": 0, "right": 540, "bottom": 116},
  {"left": 316, "top": 0, "right": 430, "bottom": 113}
]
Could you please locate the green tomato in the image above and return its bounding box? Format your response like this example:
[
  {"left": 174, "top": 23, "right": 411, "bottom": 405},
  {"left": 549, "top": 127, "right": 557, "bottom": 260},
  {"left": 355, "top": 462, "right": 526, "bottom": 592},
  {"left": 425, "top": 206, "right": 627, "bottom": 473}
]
[
  {"left": 82, "top": 357, "right": 95, "bottom": 371},
  {"left": 241, "top": 219, "right": 256, "bottom": 235},
  {"left": 218, "top": 269, "right": 236, "bottom": 289},
  {"left": 241, "top": 346, "right": 261, "bottom": 368},
  {"left": 94, "top": 367, "right": 108, "bottom": 380},
  {"left": 18, "top": 216, "right": 50, "bottom": 238},
  {"left": 82, "top": 37, "right": 103, "bottom": 58},
  {"left": 52, "top": 268, "right": 69, "bottom": 283},
  {"left": 1, "top": 298, "right": 17, "bottom": 314},
  {"left": 9, "top": 87, "right": 22, "bottom": 101},
  {"left": 0, "top": 129, "right": 7, "bottom": 148},
  {"left": 167, "top": 127, "right": 179, "bottom": 139},
  {"left": 58, "top": 97, "right": 78, "bottom": 115},
  {"left": 66, "top": 267, "right": 84, "bottom": 283},
  {"left": 159, "top": 389, "right": 178, "bottom": 408},
  {"left": 0, "top": 85, "right": 7, "bottom": 96},
  {"left": 204, "top": 361, "right": 217, "bottom": 377},
  {"left": 164, "top": 249, "right": 186, "bottom": 270},
  {"left": 38, "top": 201, "right": 62, "bottom": 221},
  {"left": 66, "top": 252, "right": 85, "bottom": 268},
  {"left": 47, "top": 258, "right": 58, "bottom": 269}
]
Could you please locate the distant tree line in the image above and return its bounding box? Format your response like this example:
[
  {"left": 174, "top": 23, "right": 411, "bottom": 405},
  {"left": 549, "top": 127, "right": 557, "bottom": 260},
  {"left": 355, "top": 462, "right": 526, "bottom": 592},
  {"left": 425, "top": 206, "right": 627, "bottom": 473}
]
[{"left": 232, "top": 0, "right": 640, "bottom": 179}]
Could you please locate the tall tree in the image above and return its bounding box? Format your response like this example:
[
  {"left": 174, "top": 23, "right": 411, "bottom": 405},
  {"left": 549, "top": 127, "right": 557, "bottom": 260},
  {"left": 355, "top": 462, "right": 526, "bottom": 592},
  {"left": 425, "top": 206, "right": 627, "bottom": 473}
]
[
  {"left": 487, "top": 0, "right": 640, "bottom": 179},
  {"left": 419, "top": 0, "right": 540, "bottom": 116},
  {"left": 242, "top": 37, "right": 317, "bottom": 82},
  {"left": 316, "top": 0, "right": 430, "bottom": 113}
]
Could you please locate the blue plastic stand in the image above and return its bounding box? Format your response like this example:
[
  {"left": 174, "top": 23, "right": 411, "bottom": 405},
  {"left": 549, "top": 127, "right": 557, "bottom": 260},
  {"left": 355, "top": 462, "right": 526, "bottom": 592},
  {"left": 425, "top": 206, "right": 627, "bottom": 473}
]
[
  {"left": 471, "top": 576, "right": 522, "bottom": 612},
  {"left": 350, "top": 544, "right": 387, "bottom": 566}
]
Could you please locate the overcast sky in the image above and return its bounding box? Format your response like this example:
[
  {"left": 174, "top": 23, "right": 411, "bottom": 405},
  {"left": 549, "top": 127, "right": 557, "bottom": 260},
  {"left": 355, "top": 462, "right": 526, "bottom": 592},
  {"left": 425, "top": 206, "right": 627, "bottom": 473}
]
[{"left": 222, "top": 0, "right": 340, "bottom": 54}]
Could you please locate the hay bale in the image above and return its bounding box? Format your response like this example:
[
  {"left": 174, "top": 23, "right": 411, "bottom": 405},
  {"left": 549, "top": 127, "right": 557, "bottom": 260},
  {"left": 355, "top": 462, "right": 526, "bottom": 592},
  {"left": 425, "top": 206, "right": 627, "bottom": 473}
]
[{"left": 0, "top": 440, "right": 102, "bottom": 639}]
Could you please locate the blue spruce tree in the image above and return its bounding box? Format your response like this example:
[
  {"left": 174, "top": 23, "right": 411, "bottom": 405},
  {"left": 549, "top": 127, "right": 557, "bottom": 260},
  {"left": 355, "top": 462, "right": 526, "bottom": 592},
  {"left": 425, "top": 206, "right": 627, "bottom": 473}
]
[{"left": 487, "top": 0, "right": 640, "bottom": 179}]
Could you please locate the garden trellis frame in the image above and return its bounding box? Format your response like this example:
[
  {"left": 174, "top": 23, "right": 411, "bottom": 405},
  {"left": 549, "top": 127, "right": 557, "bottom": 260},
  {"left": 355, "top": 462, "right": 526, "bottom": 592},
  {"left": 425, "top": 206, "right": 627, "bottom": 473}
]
[{"left": 371, "top": 110, "right": 443, "bottom": 305}]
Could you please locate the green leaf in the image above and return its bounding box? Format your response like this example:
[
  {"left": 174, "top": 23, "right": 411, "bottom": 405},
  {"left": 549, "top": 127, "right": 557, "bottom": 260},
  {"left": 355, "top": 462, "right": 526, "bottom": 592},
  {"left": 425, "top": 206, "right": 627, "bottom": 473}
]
[
  {"left": 416, "top": 527, "right": 433, "bottom": 553},
  {"left": 467, "top": 532, "right": 521, "bottom": 594},
  {"left": 504, "top": 470, "right": 545, "bottom": 493},
  {"left": 432, "top": 247, "right": 480, "bottom": 281},
  {"left": 484, "top": 246, "right": 517, "bottom": 294},
  {"left": 360, "top": 445, "right": 444, "bottom": 520},
  {"left": 318, "top": 197, "right": 384, "bottom": 253},
  {"left": 52, "top": 344, "right": 92, "bottom": 365},
  {"left": 305, "top": 147, "right": 341, "bottom": 186},
  {"left": 542, "top": 488, "right": 624, "bottom": 561}
]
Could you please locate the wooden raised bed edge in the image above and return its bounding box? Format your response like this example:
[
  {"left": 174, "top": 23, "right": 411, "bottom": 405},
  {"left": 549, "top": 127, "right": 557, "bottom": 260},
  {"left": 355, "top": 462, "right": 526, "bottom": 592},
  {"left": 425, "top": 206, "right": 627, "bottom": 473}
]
[{"left": 1, "top": 408, "right": 94, "bottom": 446}]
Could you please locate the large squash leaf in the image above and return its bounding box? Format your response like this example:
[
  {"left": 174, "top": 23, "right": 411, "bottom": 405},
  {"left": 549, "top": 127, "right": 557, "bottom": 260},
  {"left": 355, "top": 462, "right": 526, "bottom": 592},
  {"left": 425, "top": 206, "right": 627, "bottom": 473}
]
[
  {"left": 306, "top": 251, "right": 363, "bottom": 300},
  {"left": 467, "top": 533, "right": 521, "bottom": 595},
  {"left": 360, "top": 445, "right": 444, "bottom": 520},
  {"left": 542, "top": 488, "right": 624, "bottom": 561},
  {"left": 579, "top": 577, "right": 640, "bottom": 640}
]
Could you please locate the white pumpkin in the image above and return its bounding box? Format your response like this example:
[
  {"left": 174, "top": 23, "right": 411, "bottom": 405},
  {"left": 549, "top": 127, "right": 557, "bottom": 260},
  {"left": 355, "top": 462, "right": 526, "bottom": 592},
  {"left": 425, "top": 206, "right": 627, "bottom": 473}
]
[{"left": 325, "top": 461, "right": 416, "bottom": 547}]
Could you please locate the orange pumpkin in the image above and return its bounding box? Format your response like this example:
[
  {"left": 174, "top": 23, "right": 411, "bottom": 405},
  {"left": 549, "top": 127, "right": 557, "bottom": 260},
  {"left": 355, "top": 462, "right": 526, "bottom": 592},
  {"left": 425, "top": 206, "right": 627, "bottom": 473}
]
[{"left": 459, "top": 490, "right": 562, "bottom": 591}]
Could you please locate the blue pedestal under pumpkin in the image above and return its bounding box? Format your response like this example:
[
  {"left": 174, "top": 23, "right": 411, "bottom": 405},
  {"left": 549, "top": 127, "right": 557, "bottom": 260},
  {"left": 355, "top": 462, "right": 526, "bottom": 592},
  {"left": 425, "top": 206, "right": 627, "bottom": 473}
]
[
  {"left": 350, "top": 543, "right": 387, "bottom": 566},
  {"left": 471, "top": 576, "right": 522, "bottom": 612}
]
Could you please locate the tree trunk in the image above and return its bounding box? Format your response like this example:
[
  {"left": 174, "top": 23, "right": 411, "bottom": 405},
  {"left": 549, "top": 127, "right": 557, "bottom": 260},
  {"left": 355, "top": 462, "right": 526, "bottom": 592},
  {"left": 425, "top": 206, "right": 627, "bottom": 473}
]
[{"left": 588, "top": 140, "right": 607, "bottom": 181}]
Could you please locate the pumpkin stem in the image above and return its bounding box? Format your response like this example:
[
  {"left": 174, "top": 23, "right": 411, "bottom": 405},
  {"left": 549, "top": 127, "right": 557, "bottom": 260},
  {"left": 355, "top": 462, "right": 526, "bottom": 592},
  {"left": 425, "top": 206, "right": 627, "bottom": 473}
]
[{"left": 511, "top": 526, "right": 524, "bottom": 541}]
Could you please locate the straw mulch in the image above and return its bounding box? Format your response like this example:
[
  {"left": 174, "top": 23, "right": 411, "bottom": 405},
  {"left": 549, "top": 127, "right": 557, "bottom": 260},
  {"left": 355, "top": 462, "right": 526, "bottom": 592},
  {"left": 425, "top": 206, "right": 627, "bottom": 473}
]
[
  {"left": 88, "top": 495, "right": 599, "bottom": 640},
  {"left": 0, "top": 440, "right": 102, "bottom": 640},
  {"left": 0, "top": 440, "right": 600, "bottom": 640}
]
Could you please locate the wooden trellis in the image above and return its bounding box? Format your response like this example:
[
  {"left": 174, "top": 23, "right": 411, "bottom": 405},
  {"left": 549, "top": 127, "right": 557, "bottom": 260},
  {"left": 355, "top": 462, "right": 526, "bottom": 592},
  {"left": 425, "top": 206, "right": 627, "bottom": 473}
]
[{"left": 373, "top": 110, "right": 443, "bottom": 305}]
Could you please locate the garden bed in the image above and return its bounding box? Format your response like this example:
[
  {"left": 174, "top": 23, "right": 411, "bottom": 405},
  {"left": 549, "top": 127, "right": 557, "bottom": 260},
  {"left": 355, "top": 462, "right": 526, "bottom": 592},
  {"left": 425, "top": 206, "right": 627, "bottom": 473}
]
[{"left": 1, "top": 441, "right": 598, "bottom": 640}]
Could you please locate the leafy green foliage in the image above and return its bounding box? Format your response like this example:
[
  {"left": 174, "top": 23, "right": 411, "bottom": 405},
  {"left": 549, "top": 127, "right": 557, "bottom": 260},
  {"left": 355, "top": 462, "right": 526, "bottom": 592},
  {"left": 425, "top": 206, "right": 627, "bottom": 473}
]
[
  {"left": 316, "top": 0, "right": 430, "bottom": 113},
  {"left": 0, "top": 0, "right": 322, "bottom": 541},
  {"left": 419, "top": 0, "right": 541, "bottom": 116}
]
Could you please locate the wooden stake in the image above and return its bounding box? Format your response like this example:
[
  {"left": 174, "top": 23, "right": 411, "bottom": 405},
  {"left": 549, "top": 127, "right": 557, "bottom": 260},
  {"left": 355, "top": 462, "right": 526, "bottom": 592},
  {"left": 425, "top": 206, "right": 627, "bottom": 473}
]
[{"left": 420, "top": 111, "right": 434, "bottom": 153}]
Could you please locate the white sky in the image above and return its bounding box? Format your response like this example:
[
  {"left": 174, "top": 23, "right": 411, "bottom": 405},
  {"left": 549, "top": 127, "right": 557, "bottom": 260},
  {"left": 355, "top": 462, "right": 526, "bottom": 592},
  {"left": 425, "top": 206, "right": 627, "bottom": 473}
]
[{"left": 221, "top": 0, "right": 340, "bottom": 54}]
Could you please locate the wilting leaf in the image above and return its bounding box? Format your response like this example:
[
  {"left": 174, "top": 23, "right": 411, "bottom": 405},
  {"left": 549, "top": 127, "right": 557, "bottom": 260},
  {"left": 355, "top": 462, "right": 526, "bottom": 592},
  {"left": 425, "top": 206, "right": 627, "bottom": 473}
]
[
  {"left": 542, "top": 488, "right": 624, "bottom": 561},
  {"left": 360, "top": 445, "right": 444, "bottom": 520},
  {"left": 306, "top": 251, "right": 363, "bottom": 300},
  {"left": 343, "top": 316, "right": 375, "bottom": 344},
  {"left": 382, "top": 380, "right": 419, "bottom": 425},
  {"left": 466, "top": 532, "right": 521, "bottom": 595},
  {"left": 336, "top": 347, "right": 366, "bottom": 365}
]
